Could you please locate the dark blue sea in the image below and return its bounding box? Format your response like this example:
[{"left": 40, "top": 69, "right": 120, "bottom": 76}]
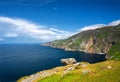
[{"left": 0, "top": 44, "right": 106, "bottom": 82}]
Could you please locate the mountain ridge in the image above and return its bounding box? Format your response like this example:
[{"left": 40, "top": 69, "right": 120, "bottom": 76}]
[{"left": 44, "top": 24, "right": 120, "bottom": 60}]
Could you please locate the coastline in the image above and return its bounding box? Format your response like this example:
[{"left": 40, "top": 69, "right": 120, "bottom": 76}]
[
  {"left": 17, "top": 60, "right": 120, "bottom": 82},
  {"left": 42, "top": 44, "right": 106, "bottom": 55},
  {"left": 17, "top": 46, "right": 107, "bottom": 82}
]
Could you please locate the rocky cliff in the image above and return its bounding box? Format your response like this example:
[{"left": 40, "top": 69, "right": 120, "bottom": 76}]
[{"left": 44, "top": 24, "right": 120, "bottom": 60}]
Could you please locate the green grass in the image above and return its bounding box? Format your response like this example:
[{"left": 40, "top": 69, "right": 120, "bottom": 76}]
[
  {"left": 108, "top": 42, "right": 120, "bottom": 60},
  {"left": 37, "top": 60, "right": 120, "bottom": 82},
  {"left": 97, "top": 32, "right": 108, "bottom": 39},
  {"left": 38, "top": 74, "right": 61, "bottom": 82},
  {"left": 68, "top": 38, "right": 82, "bottom": 49}
]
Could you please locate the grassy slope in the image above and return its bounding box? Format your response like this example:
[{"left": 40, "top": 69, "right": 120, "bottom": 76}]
[
  {"left": 38, "top": 60, "right": 120, "bottom": 82},
  {"left": 107, "top": 42, "right": 120, "bottom": 60},
  {"left": 47, "top": 25, "right": 120, "bottom": 58}
]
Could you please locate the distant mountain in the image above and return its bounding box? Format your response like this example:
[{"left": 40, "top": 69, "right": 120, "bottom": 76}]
[{"left": 44, "top": 24, "right": 120, "bottom": 60}]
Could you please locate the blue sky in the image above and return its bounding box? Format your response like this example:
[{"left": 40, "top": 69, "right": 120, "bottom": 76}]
[{"left": 0, "top": 0, "right": 120, "bottom": 43}]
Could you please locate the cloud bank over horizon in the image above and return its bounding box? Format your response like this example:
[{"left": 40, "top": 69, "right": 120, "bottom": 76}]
[
  {"left": 0, "top": 16, "right": 120, "bottom": 43},
  {"left": 80, "top": 20, "right": 120, "bottom": 31}
]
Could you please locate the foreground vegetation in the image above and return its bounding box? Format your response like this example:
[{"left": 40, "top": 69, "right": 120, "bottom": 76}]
[
  {"left": 18, "top": 60, "right": 120, "bottom": 82},
  {"left": 38, "top": 60, "right": 120, "bottom": 82}
]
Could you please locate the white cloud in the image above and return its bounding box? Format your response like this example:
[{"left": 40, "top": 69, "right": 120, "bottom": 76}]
[
  {"left": 0, "top": 38, "right": 4, "bottom": 41},
  {"left": 50, "top": 28, "right": 68, "bottom": 33},
  {"left": 80, "top": 20, "right": 120, "bottom": 31},
  {"left": 80, "top": 24, "right": 106, "bottom": 31},
  {"left": 108, "top": 20, "right": 120, "bottom": 26},
  {"left": 0, "top": 16, "right": 73, "bottom": 41},
  {"left": 4, "top": 33, "right": 18, "bottom": 37},
  {"left": 0, "top": 16, "right": 119, "bottom": 42}
]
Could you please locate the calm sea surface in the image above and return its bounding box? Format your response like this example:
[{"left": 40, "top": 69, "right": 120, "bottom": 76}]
[{"left": 0, "top": 44, "right": 106, "bottom": 82}]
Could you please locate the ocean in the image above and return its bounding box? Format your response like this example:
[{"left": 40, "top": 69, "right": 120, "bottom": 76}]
[{"left": 0, "top": 44, "right": 106, "bottom": 82}]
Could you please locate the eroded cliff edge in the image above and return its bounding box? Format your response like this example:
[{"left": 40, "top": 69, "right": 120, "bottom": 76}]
[{"left": 44, "top": 24, "right": 120, "bottom": 60}]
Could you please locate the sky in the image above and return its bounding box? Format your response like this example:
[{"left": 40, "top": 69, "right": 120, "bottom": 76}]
[{"left": 0, "top": 0, "right": 120, "bottom": 43}]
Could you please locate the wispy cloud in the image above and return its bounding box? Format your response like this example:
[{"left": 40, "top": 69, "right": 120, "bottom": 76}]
[
  {"left": 4, "top": 33, "right": 18, "bottom": 37},
  {"left": 80, "top": 24, "right": 106, "bottom": 31},
  {"left": 0, "top": 38, "right": 4, "bottom": 41},
  {"left": 0, "top": 16, "right": 119, "bottom": 43},
  {"left": 0, "top": 16, "right": 73, "bottom": 42},
  {"left": 80, "top": 20, "right": 120, "bottom": 31},
  {"left": 108, "top": 20, "right": 120, "bottom": 26}
]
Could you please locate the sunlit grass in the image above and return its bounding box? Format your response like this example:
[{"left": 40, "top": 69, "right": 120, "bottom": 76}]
[{"left": 37, "top": 60, "right": 120, "bottom": 82}]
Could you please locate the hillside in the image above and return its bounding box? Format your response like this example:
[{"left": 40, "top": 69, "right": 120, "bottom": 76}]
[
  {"left": 18, "top": 24, "right": 120, "bottom": 82},
  {"left": 44, "top": 24, "right": 120, "bottom": 60},
  {"left": 18, "top": 60, "right": 120, "bottom": 82}
]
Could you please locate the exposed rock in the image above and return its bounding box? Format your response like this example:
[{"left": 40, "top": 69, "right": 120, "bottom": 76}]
[
  {"left": 85, "top": 37, "right": 94, "bottom": 50},
  {"left": 75, "top": 62, "right": 89, "bottom": 69},
  {"left": 82, "top": 70, "right": 91, "bottom": 75},
  {"left": 107, "top": 66, "right": 112, "bottom": 69},
  {"left": 73, "top": 62, "right": 80, "bottom": 66},
  {"left": 79, "top": 62, "right": 89, "bottom": 67},
  {"left": 20, "top": 70, "right": 57, "bottom": 82},
  {"left": 61, "top": 66, "right": 75, "bottom": 77},
  {"left": 43, "top": 24, "right": 120, "bottom": 58},
  {"left": 60, "top": 58, "right": 77, "bottom": 65},
  {"left": 65, "top": 48, "right": 75, "bottom": 51}
]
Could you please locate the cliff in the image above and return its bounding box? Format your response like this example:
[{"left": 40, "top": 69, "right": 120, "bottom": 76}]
[{"left": 44, "top": 24, "right": 120, "bottom": 60}]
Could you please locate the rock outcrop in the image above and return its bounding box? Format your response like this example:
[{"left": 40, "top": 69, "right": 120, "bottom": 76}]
[{"left": 60, "top": 58, "right": 77, "bottom": 65}]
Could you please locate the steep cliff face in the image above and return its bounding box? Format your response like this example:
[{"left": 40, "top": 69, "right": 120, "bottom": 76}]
[{"left": 44, "top": 24, "right": 120, "bottom": 59}]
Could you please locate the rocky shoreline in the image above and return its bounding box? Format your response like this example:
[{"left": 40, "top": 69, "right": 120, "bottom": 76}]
[
  {"left": 17, "top": 60, "right": 120, "bottom": 82},
  {"left": 43, "top": 44, "right": 105, "bottom": 55},
  {"left": 17, "top": 58, "right": 81, "bottom": 82}
]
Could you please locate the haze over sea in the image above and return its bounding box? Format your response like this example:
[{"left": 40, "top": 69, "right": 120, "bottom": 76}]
[{"left": 0, "top": 44, "right": 106, "bottom": 82}]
